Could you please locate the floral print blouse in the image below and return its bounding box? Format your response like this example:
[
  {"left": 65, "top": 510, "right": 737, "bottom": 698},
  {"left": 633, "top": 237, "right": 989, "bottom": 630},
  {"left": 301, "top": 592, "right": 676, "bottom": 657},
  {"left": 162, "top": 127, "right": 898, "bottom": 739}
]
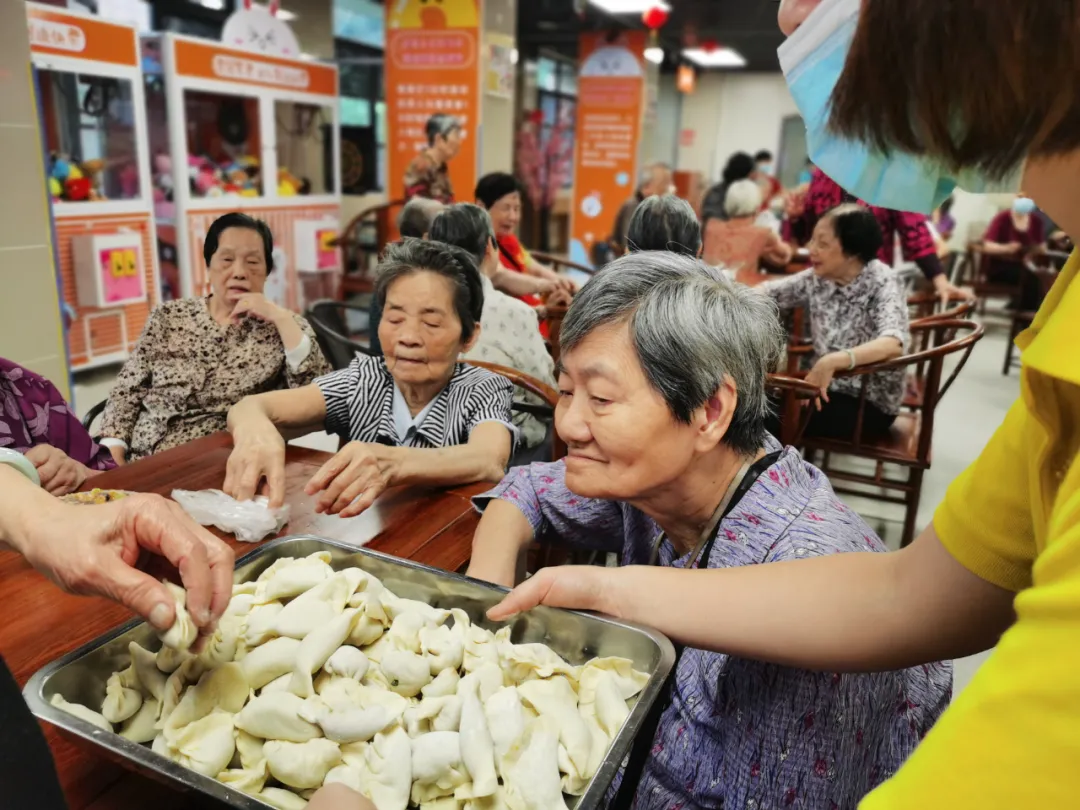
[
  {"left": 99, "top": 296, "right": 330, "bottom": 460},
  {"left": 474, "top": 439, "right": 952, "bottom": 810}
]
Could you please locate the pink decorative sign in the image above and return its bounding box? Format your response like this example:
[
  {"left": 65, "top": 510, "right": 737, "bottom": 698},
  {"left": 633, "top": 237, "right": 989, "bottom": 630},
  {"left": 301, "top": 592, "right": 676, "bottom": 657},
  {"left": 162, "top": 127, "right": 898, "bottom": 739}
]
[
  {"left": 316, "top": 228, "right": 338, "bottom": 271},
  {"left": 99, "top": 246, "right": 143, "bottom": 303}
]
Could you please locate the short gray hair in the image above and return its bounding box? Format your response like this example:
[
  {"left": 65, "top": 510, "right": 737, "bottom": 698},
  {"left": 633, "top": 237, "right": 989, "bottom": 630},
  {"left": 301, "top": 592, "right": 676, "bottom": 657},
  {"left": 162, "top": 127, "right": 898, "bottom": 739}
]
[
  {"left": 724, "top": 179, "right": 763, "bottom": 218},
  {"left": 426, "top": 113, "right": 461, "bottom": 146},
  {"left": 398, "top": 198, "right": 445, "bottom": 239},
  {"left": 429, "top": 203, "right": 495, "bottom": 267},
  {"left": 560, "top": 252, "right": 785, "bottom": 453},
  {"left": 626, "top": 195, "right": 701, "bottom": 255}
]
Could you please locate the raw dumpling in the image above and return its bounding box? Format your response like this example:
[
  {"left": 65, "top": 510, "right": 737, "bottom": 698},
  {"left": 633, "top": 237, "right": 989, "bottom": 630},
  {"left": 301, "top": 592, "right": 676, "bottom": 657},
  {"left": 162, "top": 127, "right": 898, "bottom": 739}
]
[
  {"left": 234, "top": 692, "right": 322, "bottom": 742},
  {"left": 463, "top": 663, "right": 506, "bottom": 703},
  {"left": 274, "top": 571, "right": 356, "bottom": 640},
  {"left": 119, "top": 697, "right": 160, "bottom": 743},
  {"left": 380, "top": 612, "right": 428, "bottom": 657},
  {"left": 359, "top": 727, "right": 412, "bottom": 810},
  {"left": 172, "top": 711, "right": 236, "bottom": 777},
  {"left": 459, "top": 677, "right": 497, "bottom": 798},
  {"left": 422, "top": 668, "right": 461, "bottom": 699},
  {"left": 158, "top": 658, "right": 207, "bottom": 727},
  {"left": 156, "top": 644, "right": 188, "bottom": 674},
  {"left": 197, "top": 613, "right": 244, "bottom": 669},
  {"left": 380, "top": 591, "right": 450, "bottom": 626},
  {"left": 256, "top": 555, "right": 333, "bottom": 603},
  {"left": 484, "top": 687, "right": 525, "bottom": 760},
  {"left": 217, "top": 765, "right": 267, "bottom": 796},
  {"left": 158, "top": 581, "right": 198, "bottom": 653},
  {"left": 579, "top": 657, "right": 648, "bottom": 700},
  {"left": 517, "top": 677, "right": 593, "bottom": 777},
  {"left": 257, "top": 787, "right": 309, "bottom": 810},
  {"left": 264, "top": 738, "right": 342, "bottom": 789},
  {"left": 420, "top": 624, "right": 464, "bottom": 674},
  {"left": 241, "top": 636, "right": 301, "bottom": 690},
  {"left": 301, "top": 702, "right": 395, "bottom": 744},
  {"left": 495, "top": 628, "right": 577, "bottom": 685},
  {"left": 235, "top": 728, "right": 266, "bottom": 771},
  {"left": 317, "top": 674, "right": 366, "bottom": 710},
  {"left": 347, "top": 590, "right": 389, "bottom": 648},
  {"left": 411, "top": 731, "right": 468, "bottom": 797},
  {"left": 324, "top": 645, "right": 369, "bottom": 681},
  {"left": 163, "top": 663, "right": 248, "bottom": 742},
  {"left": 226, "top": 591, "right": 257, "bottom": 619},
  {"left": 260, "top": 673, "right": 293, "bottom": 695},
  {"left": 404, "top": 696, "right": 461, "bottom": 737},
  {"left": 580, "top": 668, "right": 630, "bottom": 738},
  {"left": 502, "top": 717, "right": 569, "bottom": 810},
  {"left": 129, "top": 641, "right": 167, "bottom": 702},
  {"left": 288, "top": 609, "right": 360, "bottom": 698},
  {"left": 462, "top": 625, "right": 499, "bottom": 673},
  {"left": 380, "top": 650, "right": 432, "bottom": 697},
  {"left": 324, "top": 763, "right": 365, "bottom": 792},
  {"left": 245, "top": 602, "right": 285, "bottom": 647},
  {"left": 50, "top": 694, "right": 112, "bottom": 732},
  {"left": 463, "top": 786, "right": 513, "bottom": 810},
  {"left": 101, "top": 670, "right": 142, "bottom": 724}
]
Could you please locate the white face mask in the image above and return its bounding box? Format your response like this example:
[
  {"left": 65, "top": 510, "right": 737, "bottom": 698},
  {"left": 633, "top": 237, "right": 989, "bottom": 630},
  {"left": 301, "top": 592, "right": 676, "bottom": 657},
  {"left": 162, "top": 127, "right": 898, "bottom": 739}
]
[{"left": 778, "top": 0, "right": 1023, "bottom": 214}]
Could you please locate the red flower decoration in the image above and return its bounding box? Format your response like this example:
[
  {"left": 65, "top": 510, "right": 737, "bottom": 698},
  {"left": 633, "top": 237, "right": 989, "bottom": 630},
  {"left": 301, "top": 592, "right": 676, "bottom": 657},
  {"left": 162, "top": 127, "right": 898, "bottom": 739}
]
[{"left": 641, "top": 5, "right": 669, "bottom": 30}]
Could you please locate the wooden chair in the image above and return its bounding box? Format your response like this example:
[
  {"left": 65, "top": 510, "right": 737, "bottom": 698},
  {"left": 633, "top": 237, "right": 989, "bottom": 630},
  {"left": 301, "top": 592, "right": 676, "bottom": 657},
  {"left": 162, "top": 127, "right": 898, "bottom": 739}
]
[
  {"left": 82, "top": 399, "right": 107, "bottom": 436},
  {"left": 765, "top": 374, "right": 820, "bottom": 446},
  {"left": 798, "top": 319, "right": 984, "bottom": 548},
  {"left": 530, "top": 251, "right": 597, "bottom": 280},
  {"left": 464, "top": 360, "right": 565, "bottom": 464},
  {"left": 305, "top": 300, "right": 375, "bottom": 370},
  {"left": 961, "top": 241, "right": 1030, "bottom": 317},
  {"left": 1003, "top": 255, "right": 1062, "bottom": 375},
  {"left": 333, "top": 198, "right": 406, "bottom": 298},
  {"left": 907, "top": 290, "right": 975, "bottom": 324}
]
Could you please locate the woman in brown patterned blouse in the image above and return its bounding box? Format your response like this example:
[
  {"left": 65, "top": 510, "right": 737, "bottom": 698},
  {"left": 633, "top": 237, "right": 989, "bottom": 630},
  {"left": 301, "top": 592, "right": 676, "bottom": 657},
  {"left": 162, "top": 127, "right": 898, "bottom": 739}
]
[
  {"left": 403, "top": 114, "right": 462, "bottom": 203},
  {"left": 98, "top": 213, "right": 330, "bottom": 463}
]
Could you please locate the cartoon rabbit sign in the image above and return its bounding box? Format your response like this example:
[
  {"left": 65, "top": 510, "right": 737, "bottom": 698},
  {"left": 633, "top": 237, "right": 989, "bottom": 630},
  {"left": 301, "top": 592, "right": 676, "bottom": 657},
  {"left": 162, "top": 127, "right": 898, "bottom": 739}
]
[{"left": 221, "top": 0, "right": 301, "bottom": 58}]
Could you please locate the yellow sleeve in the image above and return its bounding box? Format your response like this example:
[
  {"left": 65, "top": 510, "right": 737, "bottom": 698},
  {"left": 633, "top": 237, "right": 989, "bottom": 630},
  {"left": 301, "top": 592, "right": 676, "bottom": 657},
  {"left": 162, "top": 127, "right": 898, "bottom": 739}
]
[
  {"left": 862, "top": 470, "right": 1080, "bottom": 809},
  {"left": 931, "top": 397, "right": 1038, "bottom": 592}
]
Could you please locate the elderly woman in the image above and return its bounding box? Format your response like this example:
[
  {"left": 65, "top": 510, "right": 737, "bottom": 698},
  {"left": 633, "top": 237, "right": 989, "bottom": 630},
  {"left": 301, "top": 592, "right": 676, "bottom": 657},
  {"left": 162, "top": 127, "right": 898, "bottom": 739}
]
[
  {"left": 429, "top": 203, "right": 557, "bottom": 452},
  {"left": 467, "top": 252, "right": 949, "bottom": 810},
  {"left": 98, "top": 213, "right": 329, "bottom": 463},
  {"left": 625, "top": 194, "right": 701, "bottom": 255},
  {"left": 225, "top": 239, "right": 514, "bottom": 516},
  {"left": 403, "top": 114, "right": 462, "bottom": 203},
  {"left": 702, "top": 178, "right": 793, "bottom": 278},
  {"left": 763, "top": 204, "right": 909, "bottom": 439},
  {"left": 981, "top": 195, "right": 1046, "bottom": 309}
]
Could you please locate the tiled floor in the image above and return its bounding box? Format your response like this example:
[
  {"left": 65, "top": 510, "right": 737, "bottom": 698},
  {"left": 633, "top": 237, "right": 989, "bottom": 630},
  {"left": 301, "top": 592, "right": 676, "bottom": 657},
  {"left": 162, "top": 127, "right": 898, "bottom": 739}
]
[{"left": 71, "top": 310, "right": 1021, "bottom": 693}]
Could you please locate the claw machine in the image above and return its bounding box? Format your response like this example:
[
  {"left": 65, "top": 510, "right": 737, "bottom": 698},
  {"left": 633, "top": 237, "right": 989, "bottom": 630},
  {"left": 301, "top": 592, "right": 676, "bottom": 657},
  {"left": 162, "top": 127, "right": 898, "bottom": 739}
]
[
  {"left": 143, "top": 2, "right": 343, "bottom": 312},
  {"left": 28, "top": 2, "right": 159, "bottom": 370}
]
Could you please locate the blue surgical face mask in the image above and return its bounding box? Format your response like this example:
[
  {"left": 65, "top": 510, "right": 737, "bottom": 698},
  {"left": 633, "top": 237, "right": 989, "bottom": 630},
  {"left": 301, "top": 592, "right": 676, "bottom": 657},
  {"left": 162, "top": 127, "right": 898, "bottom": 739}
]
[
  {"left": 1012, "top": 197, "right": 1037, "bottom": 215},
  {"left": 778, "top": 0, "right": 1023, "bottom": 215},
  {"left": 758, "top": 162, "right": 775, "bottom": 176}
]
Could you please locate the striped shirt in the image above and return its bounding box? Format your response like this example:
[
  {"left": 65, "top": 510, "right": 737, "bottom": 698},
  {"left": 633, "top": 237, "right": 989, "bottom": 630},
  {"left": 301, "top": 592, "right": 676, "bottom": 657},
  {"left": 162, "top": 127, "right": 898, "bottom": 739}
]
[{"left": 315, "top": 356, "right": 515, "bottom": 448}]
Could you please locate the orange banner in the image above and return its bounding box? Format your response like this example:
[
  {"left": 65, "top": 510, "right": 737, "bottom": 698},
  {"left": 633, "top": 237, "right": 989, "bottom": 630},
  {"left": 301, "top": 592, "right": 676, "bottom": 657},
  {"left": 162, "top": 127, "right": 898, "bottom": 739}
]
[
  {"left": 27, "top": 3, "right": 138, "bottom": 68},
  {"left": 173, "top": 38, "right": 337, "bottom": 97},
  {"left": 569, "top": 31, "right": 647, "bottom": 268},
  {"left": 385, "top": 0, "right": 480, "bottom": 204}
]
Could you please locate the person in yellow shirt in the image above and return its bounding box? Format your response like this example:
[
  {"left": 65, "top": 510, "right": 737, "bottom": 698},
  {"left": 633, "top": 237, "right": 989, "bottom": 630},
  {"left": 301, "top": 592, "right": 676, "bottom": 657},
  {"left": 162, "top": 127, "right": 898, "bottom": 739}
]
[{"left": 479, "top": 0, "right": 1080, "bottom": 807}]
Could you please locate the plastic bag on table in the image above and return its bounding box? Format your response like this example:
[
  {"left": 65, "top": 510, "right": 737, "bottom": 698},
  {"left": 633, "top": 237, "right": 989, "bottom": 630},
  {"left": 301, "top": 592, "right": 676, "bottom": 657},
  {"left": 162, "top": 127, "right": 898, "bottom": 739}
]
[{"left": 171, "top": 489, "right": 290, "bottom": 543}]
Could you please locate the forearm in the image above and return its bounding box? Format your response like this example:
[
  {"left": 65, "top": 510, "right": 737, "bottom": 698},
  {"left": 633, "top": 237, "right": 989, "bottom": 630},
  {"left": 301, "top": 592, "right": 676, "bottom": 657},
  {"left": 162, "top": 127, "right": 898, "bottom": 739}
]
[
  {"left": 526, "top": 259, "right": 560, "bottom": 282},
  {"left": 0, "top": 466, "right": 58, "bottom": 554},
  {"left": 389, "top": 442, "right": 505, "bottom": 490},
  {"left": 466, "top": 500, "right": 535, "bottom": 586},
  {"left": 228, "top": 388, "right": 326, "bottom": 439},
  {"left": 492, "top": 268, "right": 545, "bottom": 297},
  {"left": 914, "top": 253, "right": 944, "bottom": 281},
  {"left": 273, "top": 313, "right": 304, "bottom": 352},
  {"left": 107, "top": 445, "right": 127, "bottom": 466},
  {"left": 981, "top": 241, "right": 1015, "bottom": 256},
  {"left": 848, "top": 336, "right": 904, "bottom": 366}
]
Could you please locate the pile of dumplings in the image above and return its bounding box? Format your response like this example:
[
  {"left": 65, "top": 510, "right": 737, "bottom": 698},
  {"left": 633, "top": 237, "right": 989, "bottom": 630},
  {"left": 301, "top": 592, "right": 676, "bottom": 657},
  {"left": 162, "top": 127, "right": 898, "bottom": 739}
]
[{"left": 49, "top": 552, "right": 649, "bottom": 810}]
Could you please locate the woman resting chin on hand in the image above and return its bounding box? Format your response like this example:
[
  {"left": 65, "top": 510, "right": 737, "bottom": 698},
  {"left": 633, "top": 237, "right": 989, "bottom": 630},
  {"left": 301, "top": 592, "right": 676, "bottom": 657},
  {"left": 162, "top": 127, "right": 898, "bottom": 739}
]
[{"left": 224, "top": 239, "right": 515, "bottom": 516}]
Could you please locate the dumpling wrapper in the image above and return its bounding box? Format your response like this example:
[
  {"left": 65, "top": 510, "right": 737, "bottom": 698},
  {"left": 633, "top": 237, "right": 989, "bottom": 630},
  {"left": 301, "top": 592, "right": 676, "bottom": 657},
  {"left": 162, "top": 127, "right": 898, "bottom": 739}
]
[
  {"left": 324, "top": 763, "right": 365, "bottom": 792},
  {"left": 324, "top": 645, "right": 369, "bottom": 681},
  {"left": 494, "top": 628, "right": 577, "bottom": 685},
  {"left": 226, "top": 591, "right": 257, "bottom": 619},
  {"left": 379, "top": 591, "right": 450, "bottom": 626},
  {"left": 579, "top": 657, "right": 649, "bottom": 700},
  {"left": 462, "top": 625, "right": 500, "bottom": 673},
  {"left": 235, "top": 728, "right": 266, "bottom": 771},
  {"left": 347, "top": 590, "right": 390, "bottom": 648},
  {"left": 462, "top": 663, "right": 505, "bottom": 703},
  {"left": 119, "top": 697, "right": 160, "bottom": 743},
  {"left": 217, "top": 765, "right": 267, "bottom": 796},
  {"left": 260, "top": 673, "right": 293, "bottom": 695},
  {"left": 241, "top": 636, "right": 301, "bottom": 690},
  {"left": 380, "top": 649, "right": 432, "bottom": 697},
  {"left": 234, "top": 692, "right": 322, "bottom": 742},
  {"left": 172, "top": 711, "right": 236, "bottom": 777},
  {"left": 274, "top": 570, "right": 359, "bottom": 640},
  {"left": 484, "top": 686, "right": 525, "bottom": 759},
  {"left": 404, "top": 695, "right": 461, "bottom": 737},
  {"left": 422, "top": 668, "right": 461, "bottom": 699},
  {"left": 502, "top": 716, "right": 569, "bottom": 810},
  {"left": 358, "top": 727, "right": 412, "bottom": 810},
  {"left": 101, "top": 670, "right": 142, "bottom": 724},
  {"left": 244, "top": 602, "right": 284, "bottom": 647},
  {"left": 420, "top": 623, "right": 464, "bottom": 675},
  {"left": 459, "top": 676, "right": 498, "bottom": 798},
  {"left": 517, "top": 677, "right": 593, "bottom": 776},
  {"left": 129, "top": 641, "right": 167, "bottom": 702},
  {"left": 557, "top": 720, "right": 609, "bottom": 796},
  {"left": 257, "top": 787, "right": 309, "bottom": 810},
  {"left": 580, "top": 668, "right": 631, "bottom": 738},
  {"left": 157, "top": 581, "right": 198, "bottom": 653},
  {"left": 264, "top": 738, "right": 342, "bottom": 790},
  {"left": 463, "top": 786, "right": 513, "bottom": 810},
  {"left": 163, "top": 663, "right": 248, "bottom": 742},
  {"left": 301, "top": 701, "right": 395, "bottom": 744},
  {"left": 288, "top": 608, "right": 360, "bottom": 698},
  {"left": 412, "top": 731, "right": 467, "bottom": 790},
  {"left": 197, "top": 613, "right": 244, "bottom": 669},
  {"left": 158, "top": 658, "right": 206, "bottom": 728},
  {"left": 375, "top": 611, "right": 427, "bottom": 658},
  {"left": 255, "top": 555, "right": 333, "bottom": 603},
  {"left": 50, "top": 694, "right": 112, "bottom": 732},
  {"left": 155, "top": 644, "right": 188, "bottom": 674}
]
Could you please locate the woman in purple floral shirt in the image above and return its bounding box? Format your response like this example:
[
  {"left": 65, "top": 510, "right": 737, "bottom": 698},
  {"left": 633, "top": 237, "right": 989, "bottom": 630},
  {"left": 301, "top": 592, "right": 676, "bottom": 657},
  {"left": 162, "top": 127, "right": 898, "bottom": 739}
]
[
  {"left": 467, "top": 253, "right": 951, "bottom": 810},
  {"left": 0, "top": 356, "right": 115, "bottom": 494}
]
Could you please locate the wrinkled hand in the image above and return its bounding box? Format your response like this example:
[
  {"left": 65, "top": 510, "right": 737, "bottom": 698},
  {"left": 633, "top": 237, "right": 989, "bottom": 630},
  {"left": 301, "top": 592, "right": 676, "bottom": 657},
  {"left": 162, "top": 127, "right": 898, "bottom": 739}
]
[
  {"left": 25, "top": 444, "right": 92, "bottom": 496},
  {"left": 230, "top": 292, "right": 285, "bottom": 325},
  {"left": 545, "top": 287, "right": 574, "bottom": 309},
  {"left": 223, "top": 425, "right": 287, "bottom": 507},
  {"left": 785, "top": 189, "right": 807, "bottom": 218},
  {"left": 931, "top": 274, "right": 970, "bottom": 309},
  {"left": 553, "top": 274, "right": 577, "bottom": 294},
  {"left": 307, "top": 784, "right": 377, "bottom": 810},
  {"left": 305, "top": 441, "right": 398, "bottom": 517},
  {"left": 805, "top": 354, "right": 843, "bottom": 411},
  {"left": 21, "top": 494, "right": 233, "bottom": 636},
  {"left": 487, "top": 566, "right": 614, "bottom": 622}
]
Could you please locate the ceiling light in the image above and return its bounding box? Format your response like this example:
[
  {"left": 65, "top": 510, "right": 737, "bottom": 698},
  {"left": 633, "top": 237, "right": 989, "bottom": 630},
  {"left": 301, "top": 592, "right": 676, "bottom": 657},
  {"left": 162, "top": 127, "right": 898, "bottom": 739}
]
[
  {"left": 275, "top": 8, "right": 297, "bottom": 21},
  {"left": 682, "top": 47, "right": 747, "bottom": 68},
  {"left": 644, "top": 47, "right": 664, "bottom": 65},
  {"left": 193, "top": 0, "right": 225, "bottom": 9},
  {"left": 588, "top": 0, "right": 670, "bottom": 14}
]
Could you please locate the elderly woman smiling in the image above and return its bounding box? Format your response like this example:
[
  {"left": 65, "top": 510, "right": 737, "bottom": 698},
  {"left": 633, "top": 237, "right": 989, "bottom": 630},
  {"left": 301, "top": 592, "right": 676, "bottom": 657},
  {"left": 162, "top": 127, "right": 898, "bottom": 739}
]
[
  {"left": 225, "top": 239, "right": 515, "bottom": 516},
  {"left": 466, "top": 252, "right": 950, "bottom": 810}
]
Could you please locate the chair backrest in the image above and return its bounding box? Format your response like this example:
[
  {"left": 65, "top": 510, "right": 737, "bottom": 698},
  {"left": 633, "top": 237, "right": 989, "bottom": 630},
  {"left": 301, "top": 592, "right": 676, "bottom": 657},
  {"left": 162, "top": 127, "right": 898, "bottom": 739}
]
[
  {"left": 829, "top": 319, "right": 984, "bottom": 461},
  {"left": 82, "top": 399, "right": 107, "bottom": 437},
  {"left": 907, "top": 291, "right": 975, "bottom": 325},
  {"left": 305, "top": 300, "right": 374, "bottom": 370},
  {"left": 465, "top": 360, "right": 565, "bottom": 462},
  {"left": 765, "top": 374, "right": 820, "bottom": 446},
  {"left": 335, "top": 199, "right": 406, "bottom": 278}
]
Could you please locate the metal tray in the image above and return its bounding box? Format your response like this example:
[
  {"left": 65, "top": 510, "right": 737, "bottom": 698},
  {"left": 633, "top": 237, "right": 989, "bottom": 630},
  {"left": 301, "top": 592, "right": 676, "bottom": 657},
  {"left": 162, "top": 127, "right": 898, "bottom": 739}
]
[{"left": 25, "top": 535, "right": 675, "bottom": 810}]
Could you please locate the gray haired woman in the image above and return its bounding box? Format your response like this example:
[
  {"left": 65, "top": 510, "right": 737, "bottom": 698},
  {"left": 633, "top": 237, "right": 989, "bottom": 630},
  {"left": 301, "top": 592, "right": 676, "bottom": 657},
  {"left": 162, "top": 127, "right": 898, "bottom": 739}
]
[
  {"left": 404, "top": 113, "right": 462, "bottom": 203},
  {"left": 225, "top": 239, "right": 515, "bottom": 518},
  {"left": 702, "top": 178, "right": 794, "bottom": 277},
  {"left": 625, "top": 194, "right": 702, "bottom": 255},
  {"left": 466, "top": 252, "right": 950, "bottom": 810}
]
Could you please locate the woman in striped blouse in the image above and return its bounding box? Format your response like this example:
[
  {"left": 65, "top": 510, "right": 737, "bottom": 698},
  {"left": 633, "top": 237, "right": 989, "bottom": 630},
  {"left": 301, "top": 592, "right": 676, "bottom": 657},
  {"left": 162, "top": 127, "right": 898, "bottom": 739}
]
[{"left": 224, "top": 240, "right": 516, "bottom": 517}]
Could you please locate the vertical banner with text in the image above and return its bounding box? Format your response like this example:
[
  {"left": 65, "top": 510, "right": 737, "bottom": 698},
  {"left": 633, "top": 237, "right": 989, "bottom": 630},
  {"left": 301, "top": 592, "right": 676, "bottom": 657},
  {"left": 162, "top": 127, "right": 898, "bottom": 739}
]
[
  {"left": 386, "top": 0, "right": 480, "bottom": 204},
  {"left": 569, "top": 31, "right": 646, "bottom": 267}
]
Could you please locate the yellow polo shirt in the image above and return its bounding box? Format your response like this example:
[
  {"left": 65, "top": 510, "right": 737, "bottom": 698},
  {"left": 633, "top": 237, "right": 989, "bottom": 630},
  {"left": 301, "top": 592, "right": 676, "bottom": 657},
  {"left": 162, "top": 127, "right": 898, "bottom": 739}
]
[{"left": 862, "top": 251, "right": 1080, "bottom": 808}]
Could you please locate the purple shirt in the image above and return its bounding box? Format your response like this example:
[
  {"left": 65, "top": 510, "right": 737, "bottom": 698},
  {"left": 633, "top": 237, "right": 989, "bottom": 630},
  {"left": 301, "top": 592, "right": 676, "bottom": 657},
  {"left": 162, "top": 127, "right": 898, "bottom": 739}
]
[
  {"left": 0, "top": 357, "right": 115, "bottom": 472},
  {"left": 475, "top": 441, "right": 951, "bottom": 810}
]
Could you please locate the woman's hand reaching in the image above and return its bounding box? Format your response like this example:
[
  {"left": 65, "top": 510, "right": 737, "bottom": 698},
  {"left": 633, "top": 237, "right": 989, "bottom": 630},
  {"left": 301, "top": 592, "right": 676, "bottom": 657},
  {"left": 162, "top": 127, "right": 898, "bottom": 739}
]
[
  {"left": 304, "top": 441, "right": 399, "bottom": 518},
  {"left": 223, "top": 420, "right": 287, "bottom": 507}
]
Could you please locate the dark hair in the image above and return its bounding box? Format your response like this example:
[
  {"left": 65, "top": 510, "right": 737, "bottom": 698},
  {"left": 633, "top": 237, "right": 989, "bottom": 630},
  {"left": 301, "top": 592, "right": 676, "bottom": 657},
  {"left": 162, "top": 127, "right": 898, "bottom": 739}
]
[
  {"left": 626, "top": 195, "right": 702, "bottom": 256},
  {"left": 474, "top": 172, "right": 520, "bottom": 210},
  {"left": 429, "top": 203, "right": 494, "bottom": 268},
  {"left": 425, "top": 114, "right": 461, "bottom": 147},
  {"left": 374, "top": 238, "right": 484, "bottom": 343},
  {"left": 203, "top": 212, "right": 273, "bottom": 272},
  {"left": 829, "top": 0, "right": 1080, "bottom": 177},
  {"left": 398, "top": 197, "right": 445, "bottom": 239},
  {"left": 721, "top": 152, "right": 755, "bottom": 184},
  {"left": 754, "top": 150, "right": 773, "bottom": 163},
  {"left": 823, "top": 204, "right": 884, "bottom": 265}
]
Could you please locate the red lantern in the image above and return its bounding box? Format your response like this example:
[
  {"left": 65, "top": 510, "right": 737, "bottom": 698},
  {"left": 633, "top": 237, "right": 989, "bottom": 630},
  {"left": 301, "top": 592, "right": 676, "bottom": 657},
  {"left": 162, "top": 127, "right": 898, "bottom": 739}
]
[
  {"left": 702, "top": 38, "right": 719, "bottom": 54},
  {"left": 641, "top": 6, "right": 669, "bottom": 30}
]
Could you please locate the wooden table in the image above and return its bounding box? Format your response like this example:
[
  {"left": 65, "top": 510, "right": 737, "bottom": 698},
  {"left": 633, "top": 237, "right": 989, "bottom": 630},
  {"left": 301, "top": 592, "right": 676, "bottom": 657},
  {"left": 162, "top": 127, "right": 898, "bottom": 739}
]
[{"left": 0, "top": 433, "right": 486, "bottom": 809}]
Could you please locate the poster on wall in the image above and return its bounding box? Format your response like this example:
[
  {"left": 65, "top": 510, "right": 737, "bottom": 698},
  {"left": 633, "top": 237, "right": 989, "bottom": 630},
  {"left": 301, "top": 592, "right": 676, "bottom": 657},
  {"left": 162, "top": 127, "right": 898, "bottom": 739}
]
[
  {"left": 485, "top": 32, "right": 515, "bottom": 99},
  {"left": 569, "top": 31, "right": 646, "bottom": 268},
  {"left": 385, "top": 0, "right": 480, "bottom": 203}
]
